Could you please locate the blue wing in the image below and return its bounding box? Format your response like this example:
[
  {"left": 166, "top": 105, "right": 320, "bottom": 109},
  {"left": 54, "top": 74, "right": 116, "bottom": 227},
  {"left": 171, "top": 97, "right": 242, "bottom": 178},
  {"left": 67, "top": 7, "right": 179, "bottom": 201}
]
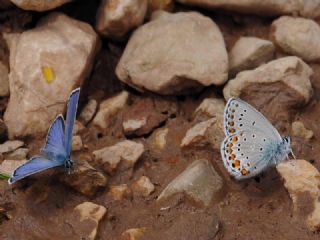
[
  {"left": 64, "top": 88, "right": 80, "bottom": 157},
  {"left": 8, "top": 156, "right": 64, "bottom": 184},
  {"left": 41, "top": 114, "right": 66, "bottom": 158}
]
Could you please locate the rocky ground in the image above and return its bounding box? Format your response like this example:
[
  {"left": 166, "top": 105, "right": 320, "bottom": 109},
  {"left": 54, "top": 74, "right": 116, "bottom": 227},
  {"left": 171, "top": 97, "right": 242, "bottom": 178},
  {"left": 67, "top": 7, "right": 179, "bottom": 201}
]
[{"left": 0, "top": 0, "right": 320, "bottom": 239}]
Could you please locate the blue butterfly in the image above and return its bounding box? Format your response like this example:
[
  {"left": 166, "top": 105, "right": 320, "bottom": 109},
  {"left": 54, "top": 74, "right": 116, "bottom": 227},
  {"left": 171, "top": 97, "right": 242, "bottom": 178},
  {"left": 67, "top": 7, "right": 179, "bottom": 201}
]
[{"left": 8, "top": 88, "right": 80, "bottom": 184}]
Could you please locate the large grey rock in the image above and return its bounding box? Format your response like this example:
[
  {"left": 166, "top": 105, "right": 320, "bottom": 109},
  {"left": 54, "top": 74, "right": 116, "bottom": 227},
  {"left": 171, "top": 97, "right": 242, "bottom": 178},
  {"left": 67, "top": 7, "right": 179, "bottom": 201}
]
[
  {"left": 271, "top": 16, "right": 320, "bottom": 62},
  {"left": 4, "top": 13, "right": 100, "bottom": 139},
  {"left": 277, "top": 160, "right": 320, "bottom": 231},
  {"left": 223, "top": 56, "right": 313, "bottom": 104},
  {"left": 229, "top": 37, "right": 274, "bottom": 75},
  {"left": 116, "top": 11, "right": 228, "bottom": 94},
  {"left": 157, "top": 159, "right": 223, "bottom": 207},
  {"left": 96, "top": 0, "right": 147, "bottom": 39},
  {"left": 10, "top": 0, "right": 71, "bottom": 11},
  {"left": 176, "top": 0, "right": 320, "bottom": 18}
]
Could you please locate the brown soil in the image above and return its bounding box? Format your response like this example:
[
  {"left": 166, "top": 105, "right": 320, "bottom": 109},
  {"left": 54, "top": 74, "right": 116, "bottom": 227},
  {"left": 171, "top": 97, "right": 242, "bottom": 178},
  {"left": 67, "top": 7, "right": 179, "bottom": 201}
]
[{"left": 0, "top": 3, "right": 320, "bottom": 240}]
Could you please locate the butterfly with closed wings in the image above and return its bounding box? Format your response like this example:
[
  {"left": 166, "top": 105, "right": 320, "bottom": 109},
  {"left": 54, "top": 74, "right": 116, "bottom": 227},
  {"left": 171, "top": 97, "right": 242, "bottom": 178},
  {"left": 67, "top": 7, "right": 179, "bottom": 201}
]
[
  {"left": 9, "top": 88, "right": 80, "bottom": 184},
  {"left": 220, "top": 97, "right": 294, "bottom": 180}
]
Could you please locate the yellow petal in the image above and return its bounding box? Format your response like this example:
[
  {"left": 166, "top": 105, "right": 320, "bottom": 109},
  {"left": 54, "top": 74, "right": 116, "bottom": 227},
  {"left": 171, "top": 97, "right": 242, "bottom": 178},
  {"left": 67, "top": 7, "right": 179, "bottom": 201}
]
[{"left": 42, "top": 66, "right": 55, "bottom": 83}]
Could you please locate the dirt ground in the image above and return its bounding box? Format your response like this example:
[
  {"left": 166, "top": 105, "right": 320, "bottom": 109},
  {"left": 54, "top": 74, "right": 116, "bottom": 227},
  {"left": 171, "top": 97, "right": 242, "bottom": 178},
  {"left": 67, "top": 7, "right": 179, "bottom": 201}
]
[{"left": 0, "top": 1, "right": 320, "bottom": 240}]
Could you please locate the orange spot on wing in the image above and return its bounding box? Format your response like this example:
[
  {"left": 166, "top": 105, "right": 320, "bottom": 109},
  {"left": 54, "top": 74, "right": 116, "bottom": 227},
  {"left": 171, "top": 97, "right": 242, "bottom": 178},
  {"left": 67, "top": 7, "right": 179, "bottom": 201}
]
[
  {"left": 234, "top": 160, "right": 240, "bottom": 167},
  {"left": 232, "top": 136, "right": 238, "bottom": 142},
  {"left": 241, "top": 169, "right": 250, "bottom": 176}
]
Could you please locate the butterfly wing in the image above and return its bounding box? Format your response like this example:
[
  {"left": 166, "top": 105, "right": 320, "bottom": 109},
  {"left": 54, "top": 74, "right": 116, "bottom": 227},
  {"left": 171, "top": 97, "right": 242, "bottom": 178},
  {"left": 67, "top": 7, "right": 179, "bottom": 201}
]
[
  {"left": 64, "top": 88, "right": 80, "bottom": 158},
  {"left": 224, "top": 98, "right": 281, "bottom": 141},
  {"left": 221, "top": 130, "right": 277, "bottom": 180},
  {"left": 41, "top": 114, "right": 66, "bottom": 158},
  {"left": 8, "top": 156, "right": 64, "bottom": 184}
]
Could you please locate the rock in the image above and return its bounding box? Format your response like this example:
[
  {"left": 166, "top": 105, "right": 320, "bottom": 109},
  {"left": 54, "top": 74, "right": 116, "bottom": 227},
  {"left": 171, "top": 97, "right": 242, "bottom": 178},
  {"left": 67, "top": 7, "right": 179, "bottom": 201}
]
[
  {"left": 10, "top": 0, "right": 71, "bottom": 11},
  {"left": 223, "top": 56, "right": 313, "bottom": 104},
  {"left": 148, "top": 0, "right": 173, "bottom": 15},
  {"left": 7, "top": 148, "right": 29, "bottom": 160},
  {"left": 96, "top": 0, "right": 148, "bottom": 39},
  {"left": 121, "top": 228, "right": 146, "bottom": 240},
  {"left": 157, "top": 159, "right": 223, "bottom": 207},
  {"left": 122, "top": 98, "right": 167, "bottom": 136},
  {"left": 131, "top": 176, "right": 155, "bottom": 197},
  {"left": 151, "top": 127, "right": 168, "bottom": 150},
  {"left": 0, "top": 159, "right": 27, "bottom": 174},
  {"left": 277, "top": 160, "right": 320, "bottom": 231},
  {"left": 73, "top": 120, "right": 85, "bottom": 135},
  {"left": 229, "top": 37, "right": 274, "bottom": 75},
  {"left": 0, "top": 62, "right": 9, "bottom": 97},
  {"left": 271, "top": 16, "right": 320, "bottom": 62},
  {"left": 79, "top": 99, "right": 98, "bottom": 125},
  {"left": 193, "top": 98, "right": 225, "bottom": 120},
  {"left": 107, "top": 184, "right": 132, "bottom": 201},
  {"left": 72, "top": 135, "right": 83, "bottom": 151},
  {"left": 92, "top": 91, "right": 129, "bottom": 130},
  {"left": 291, "top": 121, "right": 313, "bottom": 139},
  {"left": 92, "top": 140, "right": 144, "bottom": 174},
  {"left": 4, "top": 13, "right": 100, "bottom": 139},
  {"left": 0, "top": 140, "right": 24, "bottom": 154},
  {"left": 70, "top": 202, "right": 107, "bottom": 240},
  {"left": 116, "top": 11, "right": 228, "bottom": 94},
  {"left": 175, "top": 0, "right": 320, "bottom": 18},
  {"left": 181, "top": 118, "right": 224, "bottom": 150},
  {"left": 60, "top": 160, "right": 107, "bottom": 197}
]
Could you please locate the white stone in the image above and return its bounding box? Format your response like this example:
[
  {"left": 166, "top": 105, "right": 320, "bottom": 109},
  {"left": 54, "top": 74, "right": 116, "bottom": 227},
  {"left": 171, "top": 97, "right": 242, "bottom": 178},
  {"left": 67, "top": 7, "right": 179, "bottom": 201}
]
[
  {"left": 116, "top": 11, "right": 228, "bottom": 94},
  {"left": 73, "top": 202, "right": 107, "bottom": 240},
  {"left": 277, "top": 160, "right": 320, "bottom": 231},
  {"left": 0, "top": 159, "right": 27, "bottom": 174},
  {"left": 79, "top": 99, "right": 98, "bottom": 125},
  {"left": 229, "top": 37, "right": 274, "bottom": 75},
  {"left": 107, "top": 184, "right": 132, "bottom": 201},
  {"left": 152, "top": 127, "right": 168, "bottom": 149},
  {"left": 121, "top": 228, "right": 146, "bottom": 240},
  {"left": 0, "top": 61, "right": 9, "bottom": 97},
  {"left": 272, "top": 16, "right": 320, "bottom": 62},
  {"left": 175, "top": 0, "right": 320, "bottom": 18},
  {"left": 72, "top": 135, "right": 83, "bottom": 151},
  {"left": 123, "top": 118, "right": 147, "bottom": 133},
  {"left": 4, "top": 13, "right": 100, "bottom": 139},
  {"left": 10, "top": 0, "right": 71, "bottom": 11},
  {"left": 7, "top": 147, "right": 29, "bottom": 160},
  {"left": 291, "top": 121, "right": 313, "bottom": 140},
  {"left": 96, "top": 0, "right": 148, "bottom": 39},
  {"left": 0, "top": 140, "right": 24, "bottom": 154},
  {"left": 92, "top": 91, "right": 129, "bottom": 129},
  {"left": 194, "top": 98, "right": 225, "bottom": 119},
  {"left": 157, "top": 159, "right": 223, "bottom": 207},
  {"left": 92, "top": 140, "right": 144, "bottom": 174},
  {"left": 131, "top": 176, "right": 155, "bottom": 197},
  {"left": 223, "top": 56, "right": 313, "bottom": 103}
]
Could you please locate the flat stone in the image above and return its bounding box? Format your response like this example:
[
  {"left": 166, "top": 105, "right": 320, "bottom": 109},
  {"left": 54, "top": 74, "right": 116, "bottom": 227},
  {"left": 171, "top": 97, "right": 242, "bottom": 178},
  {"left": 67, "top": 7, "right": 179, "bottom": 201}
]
[
  {"left": 116, "top": 11, "right": 228, "bottom": 94},
  {"left": 121, "top": 228, "right": 146, "bottom": 240},
  {"left": 223, "top": 56, "right": 313, "bottom": 104},
  {"left": 229, "top": 37, "right": 274, "bottom": 75},
  {"left": 131, "top": 176, "right": 155, "bottom": 197},
  {"left": 7, "top": 148, "right": 29, "bottom": 160},
  {"left": 0, "top": 140, "right": 24, "bottom": 154},
  {"left": 175, "top": 0, "right": 320, "bottom": 18},
  {"left": 193, "top": 98, "right": 225, "bottom": 120},
  {"left": 291, "top": 121, "right": 313, "bottom": 140},
  {"left": 92, "top": 91, "right": 129, "bottom": 130},
  {"left": 10, "top": 0, "right": 71, "bottom": 11},
  {"left": 151, "top": 127, "right": 168, "bottom": 150},
  {"left": 0, "top": 61, "right": 9, "bottom": 97},
  {"left": 79, "top": 99, "right": 98, "bottom": 125},
  {"left": 157, "top": 159, "right": 223, "bottom": 207},
  {"left": 70, "top": 202, "right": 107, "bottom": 240},
  {"left": 96, "top": 0, "right": 148, "bottom": 39},
  {"left": 60, "top": 160, "right": 107, "bottom": 197},
  {"left": 4, "top": 13, "right": 100, "bottom": 139},
  {"left": 0, "top": 159, "right": 27, "bottom": 174},
  {"left": 107, "top": 184, "right": 132, "bottom": 201},
  {"left": 272, "top": 16, "right": 320, "bottom": 62},
  {"left": 72, "top": 135, "right": 83, "bottom": 151},
  {"left": 92, "top": 140, "right": 144, "bottom": 174},
  {"left": 277, "top": 159, "right": 320, "bottom": 231}
]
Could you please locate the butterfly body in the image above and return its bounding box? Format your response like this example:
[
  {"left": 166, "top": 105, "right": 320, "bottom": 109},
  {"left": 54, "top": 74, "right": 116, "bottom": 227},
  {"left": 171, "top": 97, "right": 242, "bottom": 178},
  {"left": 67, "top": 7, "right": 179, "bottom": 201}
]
[
  {"left": 9, "top": 88, "right": 80, "bottom": 184},
  {"left": 221, "top": 98, "right": 293, "bottom": 180}
]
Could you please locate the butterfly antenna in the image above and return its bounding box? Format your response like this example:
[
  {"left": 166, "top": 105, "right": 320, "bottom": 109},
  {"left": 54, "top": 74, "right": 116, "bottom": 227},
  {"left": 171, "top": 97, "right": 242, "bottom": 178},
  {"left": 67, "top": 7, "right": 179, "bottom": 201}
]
[{"left": 290, "top": 149, "right": 296, "bottom": 159}]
